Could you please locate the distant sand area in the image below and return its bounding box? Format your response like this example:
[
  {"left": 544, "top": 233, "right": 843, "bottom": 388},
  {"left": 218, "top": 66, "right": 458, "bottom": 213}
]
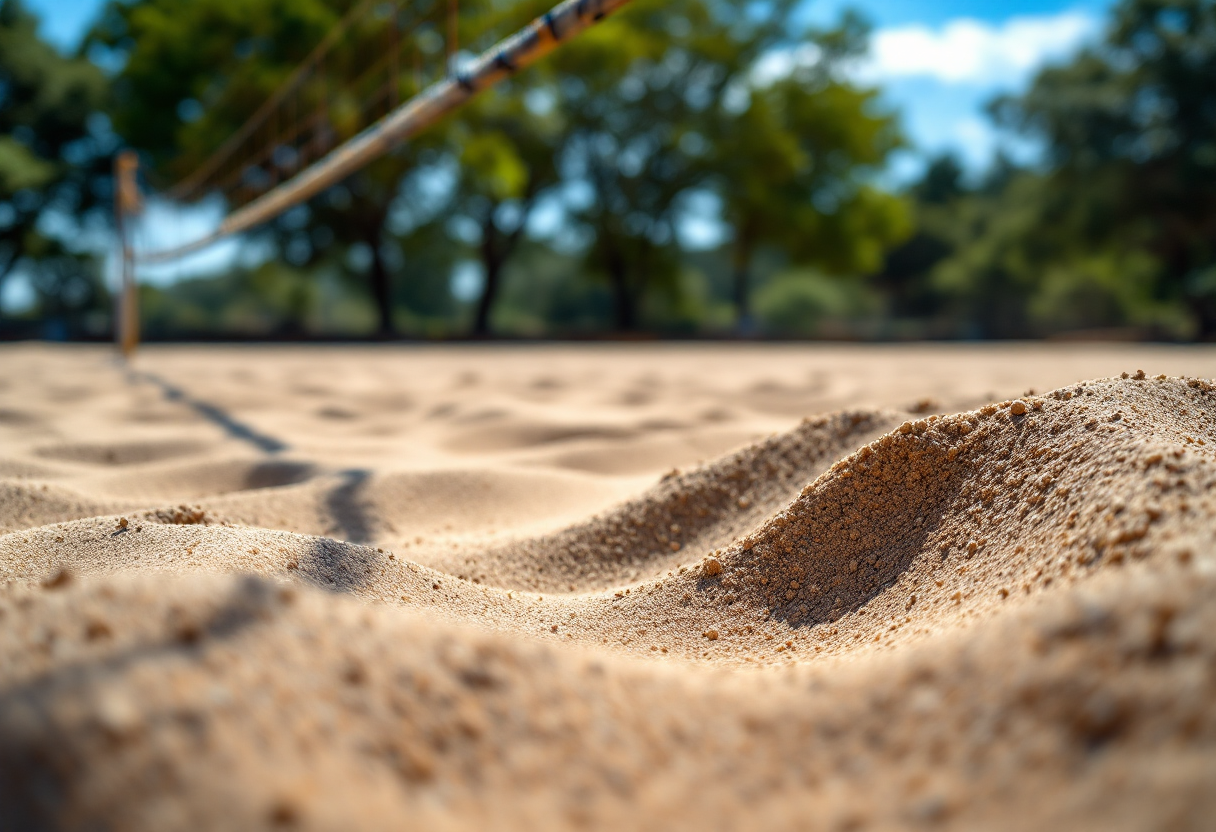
[{"left": 2, "top": 342, "right": 1215, "bottom": 829}]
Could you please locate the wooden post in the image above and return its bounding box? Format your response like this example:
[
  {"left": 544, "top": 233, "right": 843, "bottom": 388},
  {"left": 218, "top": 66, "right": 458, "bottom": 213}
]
[{"left": 114, "top": 151, "right": 142, "bottom": 358}]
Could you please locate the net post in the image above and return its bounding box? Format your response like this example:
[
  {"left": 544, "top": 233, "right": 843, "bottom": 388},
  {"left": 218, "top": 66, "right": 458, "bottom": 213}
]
[{"left": 114, "top": 151, "right": 142, "bottom": 359}]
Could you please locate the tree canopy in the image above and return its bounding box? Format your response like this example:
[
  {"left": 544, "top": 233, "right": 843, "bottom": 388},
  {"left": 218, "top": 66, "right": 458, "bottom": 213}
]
[
  {"left": 84, "top": 0, "right": 912, "bottom": 337},
  {"left": 9, "top": 0, "right": 1215, "bottom": 342},
  {"left": 873, "top": 0, "right": 1216, "bottom": 340},
  {"left": 0, "top": 0, "right": 111, "bottom": 334}
]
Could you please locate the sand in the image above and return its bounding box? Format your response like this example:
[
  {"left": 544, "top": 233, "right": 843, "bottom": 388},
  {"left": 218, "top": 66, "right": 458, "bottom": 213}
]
[{"left": 1, "top": 342, "right": 1215, "bottom": 830}]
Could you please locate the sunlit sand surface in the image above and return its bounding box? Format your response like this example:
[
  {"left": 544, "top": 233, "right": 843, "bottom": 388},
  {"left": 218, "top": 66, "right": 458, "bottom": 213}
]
[{"left": 2, "top": 342, "right": 1215, "bottom": 830}]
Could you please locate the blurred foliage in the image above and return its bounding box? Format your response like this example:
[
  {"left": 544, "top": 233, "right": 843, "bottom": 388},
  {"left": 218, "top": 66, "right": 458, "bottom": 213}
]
[
  {"left": 755, "top": 268, "right": 874, "bottom": 336},
  {"left": 707, "top": 9, "right": 909, "bottom": 325},
  {"left": 0, "top": 0, "right": 112, "bottom": 337},
  {"left": 85, "top": 0, "right": 908, "bottom": 337},
  {"left": 140, "top": 259, "right": 384, "bottom": 337},
  {"left": 874, "top": 0, "right": 1216, "bottom": 340},
  {"left": 5, "top": 0, "right": 1216, "bottom": 342},
  {"left": 541, "top": 0, "right": 907, "bottom": 330}
]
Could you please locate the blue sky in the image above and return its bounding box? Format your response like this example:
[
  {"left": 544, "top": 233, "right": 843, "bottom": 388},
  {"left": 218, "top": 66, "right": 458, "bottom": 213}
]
[
  {"left": 814, "top": 0, "right": 1113, "bottom": 173},
  {"left": 9, "top": 0, "right": 1116, "bottom": 302}
]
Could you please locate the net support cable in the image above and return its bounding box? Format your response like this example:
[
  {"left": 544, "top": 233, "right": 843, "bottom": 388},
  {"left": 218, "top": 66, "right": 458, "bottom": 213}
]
[
  {"left": 166, "top": 0, "right": 384, "bottom": 204},
  {"left": 131, "top": 0, "right": 632, "bottom": 266}
]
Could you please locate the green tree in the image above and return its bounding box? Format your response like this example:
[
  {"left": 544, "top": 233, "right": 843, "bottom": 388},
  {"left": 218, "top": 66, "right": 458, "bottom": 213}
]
[
  {"left": 870, "top": 154, "right": 964, "bottom": 329},
  {"left": 990, "top": 0, "right": 1216, "bottom": 336},
  {"left": 91, "top": 0, "right": 387, "bottom": 328},
  {"left": 544, "top": 0, "right": 908, "bottom": 332},
  {"left": 90, "top": 0, "right": 527, "bottom": 336},
  {"left": 0, "top": 0, "right": 110, "bottom": 333},
  {"left": 544, "top": 0, "right": 704, "bottom": 331},
  {"left": 443, "top": 81, "right": 563, "bottom": 336},
  {"left": 709, "top": 11, "right": 909, "bottom": 327}
]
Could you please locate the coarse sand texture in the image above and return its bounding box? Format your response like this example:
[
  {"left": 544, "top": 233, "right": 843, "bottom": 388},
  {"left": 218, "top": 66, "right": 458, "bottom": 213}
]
[{"left": 1, "top": 343, "right": 1215, "bottom": 830}]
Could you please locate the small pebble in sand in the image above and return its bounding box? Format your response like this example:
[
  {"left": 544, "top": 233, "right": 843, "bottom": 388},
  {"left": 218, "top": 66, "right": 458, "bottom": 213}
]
[
  {"left": 41, "top": 567, "right": 73, "bottom": 590},
  {"left": 1010, "top": 400, "right": 1028, "bottom": 416},
  {"left": 703, "top": 630, "right": 719, "bottom": 641},
  {"left": 118, "top": 517, "right": 128, "bottom": 529},
  {"left": 268, "top": 801, "right": 299, "bottom": 828},
  {"left": 703, "top": 558, "right": 723, "bottom": 577},
  {"left": 85, "top": 619, "right": 112, "bottom": 640}
]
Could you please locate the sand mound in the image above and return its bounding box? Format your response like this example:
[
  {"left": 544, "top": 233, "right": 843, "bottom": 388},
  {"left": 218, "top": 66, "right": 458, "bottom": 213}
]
[
  {"left": 441, "top": 409, "right": 900, "bottom": 591},
  {"left": 2, "top": 344, "right": 1215, "bottom": 829},
  {"left": 3, "top": 375, "right": 1213, "bottom": 663},
  {"left": 1, "top": 557, "right": 1213, "bottom": 830},
  {"left": 0, "top": 481, "right": 121, "bottom": 535}
]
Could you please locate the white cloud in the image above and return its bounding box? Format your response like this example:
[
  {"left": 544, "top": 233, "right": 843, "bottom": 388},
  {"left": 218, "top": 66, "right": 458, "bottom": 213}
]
[{"left": 863, "top": 11, "right": 1099, "bottom": 86}]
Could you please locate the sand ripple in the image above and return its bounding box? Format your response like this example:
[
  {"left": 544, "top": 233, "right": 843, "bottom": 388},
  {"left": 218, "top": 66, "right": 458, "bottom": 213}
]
[{"left": 1, "top": 345, "right": 1214, "bottom": 829}]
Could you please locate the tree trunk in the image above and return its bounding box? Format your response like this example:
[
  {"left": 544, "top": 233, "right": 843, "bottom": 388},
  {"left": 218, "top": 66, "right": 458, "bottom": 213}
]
[
  {"left": 606, "top": 249, "right": 635, "bottom": 331},
  {"left": 0, "top": 255, "right": 13, "bottom": 322},
  {"left": 470, "top": 192, "right": 535, "bottom": 338},
  {"left": 732, "top": 239, "right": 752, "bottom": 330},
  {"left": 473, "top": 231, "right": 502, "bottom": 337},
  {"left": 1190, "top": 294, "right": 1216, "bottom": 341},
  {"left": 367, "top": 229, "right": 394, "bottom": 338}
]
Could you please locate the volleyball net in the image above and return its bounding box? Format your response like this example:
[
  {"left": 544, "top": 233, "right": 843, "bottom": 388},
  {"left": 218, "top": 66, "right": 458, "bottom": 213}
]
[{"left": 113, "top": 0, "right": 633, "bottom": 355}]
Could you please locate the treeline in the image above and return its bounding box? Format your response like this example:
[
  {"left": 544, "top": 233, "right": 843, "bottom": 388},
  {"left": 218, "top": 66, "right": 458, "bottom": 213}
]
[{"left": 1, "top": 0, "right": 1214, "bottom": 340}]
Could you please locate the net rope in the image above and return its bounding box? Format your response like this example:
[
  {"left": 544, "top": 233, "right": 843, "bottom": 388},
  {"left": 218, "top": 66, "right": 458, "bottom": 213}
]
[{"left": 130, "top": 0, "right": 632, "bottom": 265}]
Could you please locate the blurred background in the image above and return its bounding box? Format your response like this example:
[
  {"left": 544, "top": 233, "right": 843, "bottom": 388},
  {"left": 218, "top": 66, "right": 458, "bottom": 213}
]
[{"left": 0, "top": 0, "right": 1213, "bottom": 342}]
